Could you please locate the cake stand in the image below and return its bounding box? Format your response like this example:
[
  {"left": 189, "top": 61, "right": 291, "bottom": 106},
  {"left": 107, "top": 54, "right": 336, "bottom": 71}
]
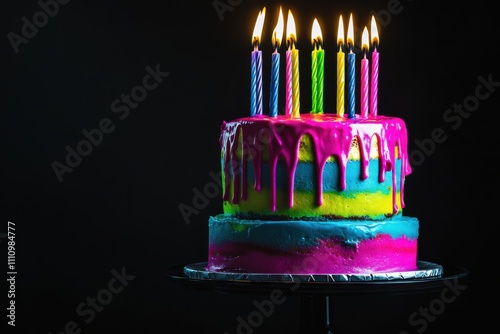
[{"left": 165, "top": 261, "right": 469, "bottom": 333}]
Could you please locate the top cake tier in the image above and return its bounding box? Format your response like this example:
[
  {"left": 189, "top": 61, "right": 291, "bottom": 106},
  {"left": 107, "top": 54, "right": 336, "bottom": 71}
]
[{"left": 220, "top": 113, "right": 411, "bottom": 220}]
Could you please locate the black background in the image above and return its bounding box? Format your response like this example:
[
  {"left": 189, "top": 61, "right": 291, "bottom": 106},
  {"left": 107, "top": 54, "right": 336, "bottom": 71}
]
[{"left": 1, "top": 0, "right": 496, "bottom": 333}]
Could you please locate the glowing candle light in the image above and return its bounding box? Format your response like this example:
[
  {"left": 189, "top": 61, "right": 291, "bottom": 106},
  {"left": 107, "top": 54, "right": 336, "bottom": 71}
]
[
  {"left": 370, "top": 15, "right": 379, "bottom": 116},
  {"left": 346, "top": 13, "right": 356, "bottom": 119},
  {"left": 269, "top": 7, "right": 284, "bottom": 117},
  {"left": 336, "top": 15, "right": 345, "bottom": 116},
  {"left": 250, "top": 7, "right": 266, "bottom": 116},
  {"left": 361, "top": 26, "right": 369, "bottom": 118},
  {"left": 311, "top": 18, "right": 324, "bottom": 114}
]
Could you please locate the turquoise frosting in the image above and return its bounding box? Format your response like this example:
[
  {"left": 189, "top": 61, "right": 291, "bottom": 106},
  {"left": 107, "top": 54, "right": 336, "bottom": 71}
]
[
  {"left": 226, "top": 159, "right": 402, "bottom": 194},
  {"left": 209, "top": 214, "right": 418, "bottom": 249}
]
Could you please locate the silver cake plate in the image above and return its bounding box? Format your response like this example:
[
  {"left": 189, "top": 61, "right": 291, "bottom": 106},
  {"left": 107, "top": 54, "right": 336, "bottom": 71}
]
[{"left": 183, "top": 260, "right": 443, "bottom": 283}]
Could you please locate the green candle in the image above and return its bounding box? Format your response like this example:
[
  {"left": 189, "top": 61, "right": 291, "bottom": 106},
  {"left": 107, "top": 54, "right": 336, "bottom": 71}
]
[{"left": 311, "top": 18, "right": 324, "bottom": 114}]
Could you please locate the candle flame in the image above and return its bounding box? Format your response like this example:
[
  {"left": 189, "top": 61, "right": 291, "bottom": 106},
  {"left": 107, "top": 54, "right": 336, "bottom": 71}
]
[
  {"left": 272, "top": 6, "right": 284, "bottom": 49},
  {"left": 311, "top": 18, "right": 323, "bottom": 48},
  {"left": 370, "top": 15, "right": 379, "bottom": 47},
  {"left": 286, "top": 9, "right": 297, "bottom": 48},
  {"left": 347, "top": 13, "right": 354, "bottom": 48},
  {"left": 337, "top": 15, "right": 344, "bottom": 47},
  {"left": 362, "top": 26, "right": 369, "bottom": 53},
  {"left": 252, "top": 7, "right": 266, "bottom": 47}
]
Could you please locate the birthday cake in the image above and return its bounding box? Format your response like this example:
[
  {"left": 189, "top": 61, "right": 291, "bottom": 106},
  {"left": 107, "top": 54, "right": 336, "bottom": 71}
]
[
  {"left": 206, "top": 114, "right": 418, "bottom": 274},
  {"left": 205, "top": 10, "right": 418, "bottom": 275}
]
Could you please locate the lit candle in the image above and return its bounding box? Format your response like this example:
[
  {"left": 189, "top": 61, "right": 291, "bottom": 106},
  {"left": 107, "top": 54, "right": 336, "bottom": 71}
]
[
  {"left": 311, "top": 18, "right": 324, "bottom": 114},
  {"left": 336, "top": 15, "right": 345, "bottom": 116},
  {"left": 250, "top": 7, "right": 266, "bottom": 116},
  {"left": 346, "top": 13, "right": 356, "bottom": 119},
  {"left": 269, "top": 7, "right": 284, "bottom": 117},
  {"left": 360, "top": 26, "right": 369, "bottom": 118},
  {"left": 285, "top": 45, "right": 292, "bottom": 116},
  {"left": 286, "top": 10, "right": 300, "bottom": 117},
  {"left": 370, "top": 15, "right": 379, "bottom": 117}
]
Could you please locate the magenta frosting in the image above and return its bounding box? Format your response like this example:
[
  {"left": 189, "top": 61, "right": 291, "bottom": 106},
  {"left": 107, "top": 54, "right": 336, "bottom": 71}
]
[
  {"left": 220, "top": 114, "right": 411, "bottom": 213},
  {"left": 208, "top": 234, "right": 417, "bottom": 274}
]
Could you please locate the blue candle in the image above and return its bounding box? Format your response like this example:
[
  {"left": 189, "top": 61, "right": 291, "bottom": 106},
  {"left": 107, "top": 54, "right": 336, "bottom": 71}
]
[
  {"left": 269, "top": 52, "right": 280, "bottom": 116},
  {"left": 250, "top": 7, "right": 266, "bottom": 116},
  {"left": 346, "top": 14, "right": 356, "bottom": 119},
  {"left": 250, "top": 51, "right": 257, "bottom": 116},
  {"left": 256, "top": 50, "right": 263, "bottom": 115},
  {"left": 347, "top": 51, "right": 355, "bottom": 118},
  {"left": 269, "top": 7, "right": 283, "bottom": 117}
]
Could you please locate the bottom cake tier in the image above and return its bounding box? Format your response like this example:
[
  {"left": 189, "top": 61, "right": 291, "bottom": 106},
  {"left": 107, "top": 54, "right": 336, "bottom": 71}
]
[{"left": 207, "top": 215, "right": 419, "bottom": 274}]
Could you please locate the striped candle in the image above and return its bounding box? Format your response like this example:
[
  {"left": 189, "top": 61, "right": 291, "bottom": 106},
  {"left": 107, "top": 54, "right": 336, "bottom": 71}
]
[
  {"left": 292, "top": 47, "right": 300, "bottom": 117},
  {"left": 311, "top": 18, "right": 323, "bottom": 114},
  {"left": 336, "top": 15, "right": 345, "bottom": 116},
  {"left": 316, "top": 47, "right": 324, "bottom": 113},
  {"left": 250, "top": 7, "right": 266, "bottom": 116},
  {"left": 269, "top": 7, "right": 284, "bottom": 117},
  {"left": 370, "top": 16, "right": 379, "bottom": 117},
  {"left": 347, "top": 52, "right": 355, "bottom": 118},
  {"left": 360, "top": 27, "right": 369, "bottom": 118},
  {"left": 250, "top": 51, "right": 257, "bottom": 116},
  {"left": 256, "top": 50, "right": 263, "bottom": 115},
  {"left": 311, "top": 46, "right": 318, "bottom": 112},
  {"left": 286, "top": 10, "right": 300, "bottom": 117},
  {"left": 285, "top": 49, "right": 292, "bottom": 116},
  {"left": 346, "top": 13, "right": 355, "bottom": 119},
  {"left": 269, "top": 52, "right": 279, "bottom": 117}
]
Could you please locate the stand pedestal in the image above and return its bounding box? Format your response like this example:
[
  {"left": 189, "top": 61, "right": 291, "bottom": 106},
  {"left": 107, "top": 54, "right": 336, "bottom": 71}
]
[{"left": 166, "top": 261, "right": 469, "bottom": 333}]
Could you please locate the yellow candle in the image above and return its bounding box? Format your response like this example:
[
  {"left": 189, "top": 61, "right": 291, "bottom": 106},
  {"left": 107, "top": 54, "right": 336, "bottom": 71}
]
[
  {"left": 336, "top": 15, "right": 345, "bottom": 116},
  {"left": 292, "top": 47, "right": 300, "bottom": 117}
]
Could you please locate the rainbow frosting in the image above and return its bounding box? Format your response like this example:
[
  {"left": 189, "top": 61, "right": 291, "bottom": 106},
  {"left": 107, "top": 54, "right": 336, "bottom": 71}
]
[
  {"left": 207, "top": 113, "right": 419, "bottom": 274},
  {"left": 208, "top": 216, "right": 418, "bottom": 274}
]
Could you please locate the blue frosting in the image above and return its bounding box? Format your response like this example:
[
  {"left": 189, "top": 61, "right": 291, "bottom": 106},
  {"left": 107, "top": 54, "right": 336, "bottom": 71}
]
[
  {"left": 209, "top": 214, "right": 418, "bottom": 249},
  {"left": 226, "top": 159, "right": 402, "bottom": 194}
]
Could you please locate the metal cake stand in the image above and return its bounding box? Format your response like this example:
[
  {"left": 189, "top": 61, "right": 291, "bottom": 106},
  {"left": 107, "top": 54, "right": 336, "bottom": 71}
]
[{"left": 166, "top": 261, "right": 469, "bottom": 333}]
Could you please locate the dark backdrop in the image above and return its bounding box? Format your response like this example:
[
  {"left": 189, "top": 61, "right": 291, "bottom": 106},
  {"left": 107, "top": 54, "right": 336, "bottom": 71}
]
[{"left": 2, "top": 0, "right": 495, "bottom": 333}]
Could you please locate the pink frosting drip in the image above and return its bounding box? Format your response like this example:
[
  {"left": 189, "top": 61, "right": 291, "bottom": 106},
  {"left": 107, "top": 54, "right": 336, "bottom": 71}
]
[{"left": 220, "top": 114, "right": 411, "bottom": 213}]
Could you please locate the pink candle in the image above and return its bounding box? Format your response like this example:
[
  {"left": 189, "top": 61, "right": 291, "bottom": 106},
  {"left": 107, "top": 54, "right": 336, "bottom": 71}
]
[
  {"left": 285, "top": 49, "right": 292, "bottom": 116},
  {"left": 370, "top": 49, "right": 379, "bottom": 116},
  {"left": 361, "top": 56, "right": 369, "bottom": 118},
  {"left": 286, "top": 9, "right": 299, "bottom": 117},
  {"left": 360, "top": 27, "right": 369, "bottom": 118},
  {"left": 370, "top": 16, "right": 379, "bottom": 116}
]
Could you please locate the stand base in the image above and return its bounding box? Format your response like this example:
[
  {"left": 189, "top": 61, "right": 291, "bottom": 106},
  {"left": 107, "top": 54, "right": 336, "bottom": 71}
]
[{"left": 166, "top": 261, "right": 469, "bottom": 333}]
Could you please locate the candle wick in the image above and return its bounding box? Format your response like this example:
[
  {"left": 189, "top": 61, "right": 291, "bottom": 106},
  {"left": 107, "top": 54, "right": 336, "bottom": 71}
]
[
  {"left": 253, "top": 37, "right": 259, "bottom": 51},
  {"left": 314, "top": 39, "right": 322, "bottom": 51}
]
